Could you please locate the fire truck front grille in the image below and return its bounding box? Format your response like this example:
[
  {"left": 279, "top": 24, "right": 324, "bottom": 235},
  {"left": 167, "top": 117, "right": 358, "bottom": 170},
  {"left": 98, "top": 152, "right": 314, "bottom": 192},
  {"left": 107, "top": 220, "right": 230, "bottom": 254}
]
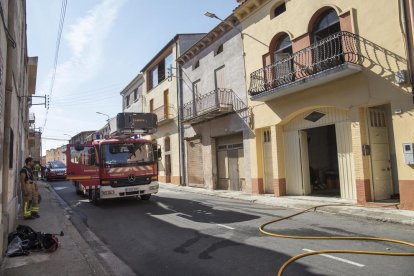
[{"left": 110, "top": 177, "right": 151, "bottom": 188}]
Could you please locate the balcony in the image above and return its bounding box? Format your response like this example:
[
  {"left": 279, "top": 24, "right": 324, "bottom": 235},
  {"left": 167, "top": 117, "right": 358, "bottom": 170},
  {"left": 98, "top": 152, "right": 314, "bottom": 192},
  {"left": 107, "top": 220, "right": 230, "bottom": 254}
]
[
  {"left": 152, "top": 105, "right": 176, "bottom": 126},
  {"left": 248, "top": 31, "right": 363, "bottom": 101},
  {"left": 183, "top": 88, "right": 249, "bottom": 125}
]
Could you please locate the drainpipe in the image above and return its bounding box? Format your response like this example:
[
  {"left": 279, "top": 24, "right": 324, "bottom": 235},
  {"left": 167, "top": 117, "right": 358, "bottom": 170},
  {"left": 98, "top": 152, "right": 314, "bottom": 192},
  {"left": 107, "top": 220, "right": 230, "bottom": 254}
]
[
  {"left": 175, "top": 41, "right": 187, "bottom": 186},
  {"left": 400, "top": 0, "right": 414, "bottom": 100}
]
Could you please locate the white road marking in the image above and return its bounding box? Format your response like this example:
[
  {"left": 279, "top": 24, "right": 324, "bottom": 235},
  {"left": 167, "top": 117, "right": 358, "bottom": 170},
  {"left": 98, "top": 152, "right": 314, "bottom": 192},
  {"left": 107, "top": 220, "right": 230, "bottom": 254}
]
[
  {"left": 54, "top": 187, "right": 68, "bottom": 191},
  {"left": 302, "top": 248, "right": 365, "bottom": 267},
  {"left": 216, "top": 224, "right": 235, "bottom": 230}
]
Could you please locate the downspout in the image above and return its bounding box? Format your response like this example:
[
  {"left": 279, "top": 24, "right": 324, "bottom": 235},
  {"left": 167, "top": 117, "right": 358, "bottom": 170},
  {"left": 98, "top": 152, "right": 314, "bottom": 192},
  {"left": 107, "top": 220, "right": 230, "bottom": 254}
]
[
  {"left": 400, "top": 0, "right": 414, "bottom": 100},
  {"left": 175, "top": 41, "right": 187, "bottom": 186}
]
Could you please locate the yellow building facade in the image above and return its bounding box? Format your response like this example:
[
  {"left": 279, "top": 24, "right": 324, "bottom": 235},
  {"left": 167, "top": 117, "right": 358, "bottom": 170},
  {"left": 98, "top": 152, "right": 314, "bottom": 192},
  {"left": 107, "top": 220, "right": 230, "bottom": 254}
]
[{"left": 236, "top": 0, "right": 414, "bottom": 210}]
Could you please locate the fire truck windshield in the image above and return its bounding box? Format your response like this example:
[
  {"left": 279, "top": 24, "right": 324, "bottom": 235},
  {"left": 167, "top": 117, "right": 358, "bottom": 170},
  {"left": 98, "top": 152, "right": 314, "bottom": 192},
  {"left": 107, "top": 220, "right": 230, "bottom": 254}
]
[{"left": 102, "top": 143, "right": 154, "bottom": 166}]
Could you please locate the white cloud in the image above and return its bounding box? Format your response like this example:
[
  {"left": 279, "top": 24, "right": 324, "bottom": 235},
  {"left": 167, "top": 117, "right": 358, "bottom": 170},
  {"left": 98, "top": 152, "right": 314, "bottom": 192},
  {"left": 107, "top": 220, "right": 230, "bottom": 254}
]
[
  {"left": 35, "top": 0, "right": 126, "bottom": 154},
  {"left": 40, "top": 0, "right": 126, "bottom": 98}
]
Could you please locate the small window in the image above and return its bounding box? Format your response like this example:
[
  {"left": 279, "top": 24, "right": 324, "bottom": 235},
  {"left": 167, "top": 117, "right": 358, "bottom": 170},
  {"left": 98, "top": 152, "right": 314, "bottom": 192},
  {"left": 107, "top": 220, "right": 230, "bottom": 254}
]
[
  {"left": 215, "top": 44, "right": 224, "bottom": 56},
  {"left": 263, "top": 130, "right": 271, "bottom": 142},
  {"left": 193, "top": 60, "right": 200, "bottom": 70},
  {"left": 149, "top": 99, "right": 154, "bottom": 113},
  {"left": 126, "top": 95, "right": 130, "bottom": 107},
  {"left": 273, "top": 3, "right": 286, "bottom": 18},
  {"left": 165, "top": 137, "right": 171, "bottom": 152}
]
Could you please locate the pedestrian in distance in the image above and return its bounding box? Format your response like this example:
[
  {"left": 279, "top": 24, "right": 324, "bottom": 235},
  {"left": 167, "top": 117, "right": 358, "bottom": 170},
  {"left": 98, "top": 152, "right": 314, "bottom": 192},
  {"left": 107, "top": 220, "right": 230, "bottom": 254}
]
[
  {"left": 40, "top": 164, "right": 46, "bottom": 179},
  {"left": 19, "top": 157, "right": 40, "bottom": 219}
]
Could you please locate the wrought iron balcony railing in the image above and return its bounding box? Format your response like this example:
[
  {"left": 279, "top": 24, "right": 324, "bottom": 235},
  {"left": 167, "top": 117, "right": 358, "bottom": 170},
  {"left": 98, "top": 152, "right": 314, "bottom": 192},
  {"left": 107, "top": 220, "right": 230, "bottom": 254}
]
[
  {"left": 152, "top": 105, "right": 176, "bottom": 124},
  {"left": 248, "top": 31, "right": 363, "bottom": 96},
  {"left": 183, "top": 88, "right": 249, "bottom": 125}
]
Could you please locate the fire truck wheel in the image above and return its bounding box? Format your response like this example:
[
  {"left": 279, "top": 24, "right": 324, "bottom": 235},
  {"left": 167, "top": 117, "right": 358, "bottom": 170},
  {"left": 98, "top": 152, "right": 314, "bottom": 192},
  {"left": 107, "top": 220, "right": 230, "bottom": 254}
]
[
  {"left": 140, "top": 194, "right": 151, "bottom": 201},
  {"left": 75, "top": 182, "right": 83, "bottom": 195},
  {"left": 91, "top": 189, "right": 101, "bottom": 205}
]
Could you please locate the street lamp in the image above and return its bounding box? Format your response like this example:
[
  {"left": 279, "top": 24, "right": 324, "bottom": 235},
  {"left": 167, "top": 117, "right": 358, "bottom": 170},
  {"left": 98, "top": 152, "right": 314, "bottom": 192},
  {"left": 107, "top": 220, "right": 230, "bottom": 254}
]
[
  {"left": 204, "top": 11, "right": 268, "bottom": 47},
  {"left": 96, "top": 111, "right": 110, "bottom": 122},
  {"left": 204, "top": 11, "right": 240, "bottom": 31}
]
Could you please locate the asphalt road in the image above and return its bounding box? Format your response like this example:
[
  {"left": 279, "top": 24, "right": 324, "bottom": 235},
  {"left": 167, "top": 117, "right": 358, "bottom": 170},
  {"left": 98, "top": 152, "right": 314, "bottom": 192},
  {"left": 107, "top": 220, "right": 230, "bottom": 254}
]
[{"left": 50, "top": 180, "right": 414, "bottom": 276}]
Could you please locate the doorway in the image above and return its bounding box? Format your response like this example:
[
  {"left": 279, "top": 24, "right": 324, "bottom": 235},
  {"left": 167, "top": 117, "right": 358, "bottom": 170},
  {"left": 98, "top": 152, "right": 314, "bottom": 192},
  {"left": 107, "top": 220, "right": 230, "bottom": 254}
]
[
  {"left": 368, "top": 107, "right": 393, "bottom": 201},
  {"left": 306, "top": 125, "right": 340, "bottom": 197}
]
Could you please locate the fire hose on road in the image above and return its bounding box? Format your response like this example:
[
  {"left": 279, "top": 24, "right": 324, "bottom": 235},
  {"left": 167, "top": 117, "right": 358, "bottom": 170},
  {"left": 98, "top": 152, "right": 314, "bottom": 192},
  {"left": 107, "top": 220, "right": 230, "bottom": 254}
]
[{"left": 259, "top": 204, "right": 414, "bottom": 276}]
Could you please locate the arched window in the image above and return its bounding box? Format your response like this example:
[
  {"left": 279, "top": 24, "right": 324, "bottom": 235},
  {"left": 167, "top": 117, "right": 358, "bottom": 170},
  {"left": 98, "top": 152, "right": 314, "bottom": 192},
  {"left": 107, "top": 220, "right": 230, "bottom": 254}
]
[
  {"left": 311, "top": 9, "right": 343, "bottom": 70},
  {"left": 273, "top": 34, "right": 293, "bottom": 85},
  {"left": 313, "top": 9, "right": 340, "bottom": 42},
  {"left": 273, "top": 34, "right": 292, "bottom": 62}
]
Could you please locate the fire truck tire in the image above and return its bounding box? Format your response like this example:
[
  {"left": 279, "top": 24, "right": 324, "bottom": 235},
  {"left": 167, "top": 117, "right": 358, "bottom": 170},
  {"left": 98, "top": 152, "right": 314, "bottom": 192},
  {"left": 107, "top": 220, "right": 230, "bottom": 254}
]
[
  {"left": 90, "top": 189, "right": 101, "bottom": 205},
  {"left": 75, "top": 182, "right": 83, "bottom": 195},
  {"left": 140, "top": 194, "right": 151, "bottom": 200}
]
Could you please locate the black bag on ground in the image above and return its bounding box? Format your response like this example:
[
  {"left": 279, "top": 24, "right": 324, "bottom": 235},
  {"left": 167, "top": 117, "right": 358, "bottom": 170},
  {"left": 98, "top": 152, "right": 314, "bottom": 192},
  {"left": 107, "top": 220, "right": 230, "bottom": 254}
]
[
  {"left": 8, "top": 225, "right": 42, "bottom": 250},
  {"left": 7, "top": 225, "right": 59, "bottom": 255},
  {"left": 6, "top": 236, "right": 30, "bottom": 257}
]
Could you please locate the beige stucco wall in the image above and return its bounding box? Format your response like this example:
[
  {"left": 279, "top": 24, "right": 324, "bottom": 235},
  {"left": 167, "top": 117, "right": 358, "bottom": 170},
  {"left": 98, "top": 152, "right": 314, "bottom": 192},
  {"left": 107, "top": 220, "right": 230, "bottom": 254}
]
[
  {"left": 144, "top": 44, "right": 181, "bottom": 184},
  {"left": 239, "top": 0, "right": 414, "bottom": 192}
]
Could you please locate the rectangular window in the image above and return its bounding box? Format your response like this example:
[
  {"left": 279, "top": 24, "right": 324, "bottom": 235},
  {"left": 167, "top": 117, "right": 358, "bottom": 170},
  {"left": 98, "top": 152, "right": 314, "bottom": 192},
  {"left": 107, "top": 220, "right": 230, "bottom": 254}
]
[
  {"left": 274, "top": 3, "right": 286, "bottom": 17},
  {"left": 133, "top": 89, "right": 138, "bottom": 101},
  {"left": 192, "top": 80, "right": 200, "bottom": 98},
  {"left": 9, "top": 129, "right": 14, "bottom": 168},
  {"left": 70, "top": 146, "right": 96, "bottom": 166},
  {"left": 126, "top": 95, "right": 130, "bottom": 107},
  {"left": 149, "top": 99, "right": 154, "bottom": 113},
  {"left": 151, "top": 67, "right": 158, "bottom": 89},
  {"left": 165, "top": 137, "right": 171, "bottom": 152},
  {"left": 165, "top": 53, "right": 173, "bottom": 77},
  {"left": 158, "top": 59, "right": 166, "bottom": 83},
  {"left": 214, "top": 66, "right": 225, "bottom": 89}
]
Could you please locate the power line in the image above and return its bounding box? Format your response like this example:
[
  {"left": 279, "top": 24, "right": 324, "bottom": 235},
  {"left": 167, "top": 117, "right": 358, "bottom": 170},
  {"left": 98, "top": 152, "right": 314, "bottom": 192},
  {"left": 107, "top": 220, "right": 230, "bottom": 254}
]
[
  {"left": 42, "top": 137, "right": 70, "bottom": 141},
  {"left": 42, "top": 0, "right": 68, "bottom": 130},
  {"left": 50, "top": 82, "right": 125, "bottom": 100}
]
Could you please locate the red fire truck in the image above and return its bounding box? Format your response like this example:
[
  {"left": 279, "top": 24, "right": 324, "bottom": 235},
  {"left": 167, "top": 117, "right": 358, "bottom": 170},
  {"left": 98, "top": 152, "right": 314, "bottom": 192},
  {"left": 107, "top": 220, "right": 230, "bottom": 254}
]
[{"left": 66, "top": 113, "right": 161, "bottom": 204}]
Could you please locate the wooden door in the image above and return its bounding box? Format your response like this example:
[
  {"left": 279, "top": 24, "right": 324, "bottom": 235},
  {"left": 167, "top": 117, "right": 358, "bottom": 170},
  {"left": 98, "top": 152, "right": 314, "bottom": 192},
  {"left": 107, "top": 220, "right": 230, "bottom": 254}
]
[
  {"left": 263, "top": 130, "right": 274, "bottom": 194},
  {"left": 283, "top": 130, "right": 310, "bottom": 195},
  {"left": 284, "top": 131, "right": 303, "bottom": 195},
  {"left": 228, "top": 149, "right": 239, "bottom": 191},
  {"left": 299, "top": 130, "right": 311, "bottom": 195},
  {"left": 368, "top": 108, "right": 392, "bottom": 200},
  {"left": 214, "top": 66, "right": 225, "bottom": 89},
  {"left": 187, "top": 139, "right": 204, "bottom": 187}
]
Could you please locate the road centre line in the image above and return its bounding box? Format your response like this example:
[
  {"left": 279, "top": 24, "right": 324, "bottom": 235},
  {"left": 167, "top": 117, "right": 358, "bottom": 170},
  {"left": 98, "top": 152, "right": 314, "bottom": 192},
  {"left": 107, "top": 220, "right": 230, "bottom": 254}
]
[
  {"left": 216, "top": 224, "right": 235, "bottom": 230},
  {"left": 302, "top": 248, "right": 365, "bottom": 267}
]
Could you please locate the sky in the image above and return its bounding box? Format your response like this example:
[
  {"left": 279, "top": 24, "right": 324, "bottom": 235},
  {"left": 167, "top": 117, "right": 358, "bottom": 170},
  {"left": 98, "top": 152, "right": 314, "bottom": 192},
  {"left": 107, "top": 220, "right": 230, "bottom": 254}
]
[{"left": 26, "top": 0, "right": 238, "bottom": 155}]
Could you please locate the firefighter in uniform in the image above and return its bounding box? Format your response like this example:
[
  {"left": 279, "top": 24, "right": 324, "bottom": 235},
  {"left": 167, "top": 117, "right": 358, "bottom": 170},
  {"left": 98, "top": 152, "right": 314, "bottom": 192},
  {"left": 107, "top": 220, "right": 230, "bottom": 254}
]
[{"left": 19, "top": 157, "right": 40, "bottom": 219}]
